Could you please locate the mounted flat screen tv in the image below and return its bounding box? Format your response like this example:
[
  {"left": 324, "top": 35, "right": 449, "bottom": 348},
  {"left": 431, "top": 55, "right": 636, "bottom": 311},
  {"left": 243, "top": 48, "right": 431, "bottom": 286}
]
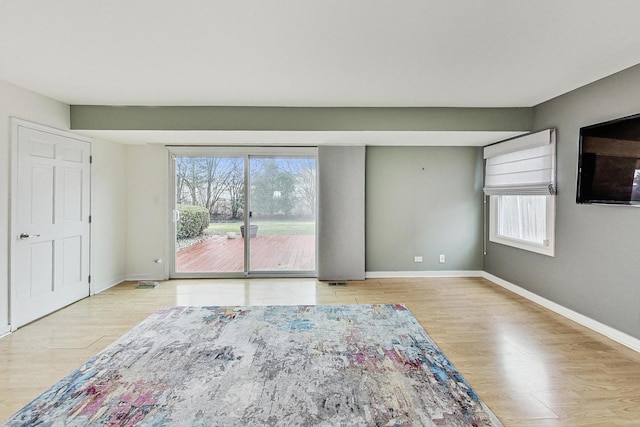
[{"left": 577, "top": 113, "right": 640, "bottom": 205}]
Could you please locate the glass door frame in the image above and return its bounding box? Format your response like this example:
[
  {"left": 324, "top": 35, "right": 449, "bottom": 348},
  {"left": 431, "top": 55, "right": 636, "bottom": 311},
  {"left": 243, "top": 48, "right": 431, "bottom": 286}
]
[{"left": 168, "top": 146, "right": 318, "bottom": 278}]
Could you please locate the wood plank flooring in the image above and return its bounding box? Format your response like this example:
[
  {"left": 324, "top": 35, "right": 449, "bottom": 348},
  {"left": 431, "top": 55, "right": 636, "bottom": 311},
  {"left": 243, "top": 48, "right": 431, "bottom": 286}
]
[
  {"left": 176, "top": 235, "right": 316, "bottom": 272},
  {"left": 1, "top": 277, "right": 639, "bottom": 425}
]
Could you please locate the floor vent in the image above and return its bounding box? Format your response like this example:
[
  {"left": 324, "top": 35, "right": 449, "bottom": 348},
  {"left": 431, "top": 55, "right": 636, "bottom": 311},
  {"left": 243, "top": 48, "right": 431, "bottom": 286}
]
[
  {"left": 328, "top": 282, "right": 347, "bottom": 287},
  {"left": 136, "top": 281, "right": 159, "bottom": 289}
]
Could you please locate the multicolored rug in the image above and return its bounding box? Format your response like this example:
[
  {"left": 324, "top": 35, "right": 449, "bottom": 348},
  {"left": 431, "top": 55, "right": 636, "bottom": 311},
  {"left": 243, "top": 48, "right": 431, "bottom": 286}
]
[{"left": 3, "top": 305, "right": 502, "bottom": 426}]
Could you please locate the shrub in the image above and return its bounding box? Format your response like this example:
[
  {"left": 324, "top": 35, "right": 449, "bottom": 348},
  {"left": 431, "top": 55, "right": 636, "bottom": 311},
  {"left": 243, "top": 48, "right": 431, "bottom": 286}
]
[{"left": 177, "top": 204, "right": 210, "bottom": 239}]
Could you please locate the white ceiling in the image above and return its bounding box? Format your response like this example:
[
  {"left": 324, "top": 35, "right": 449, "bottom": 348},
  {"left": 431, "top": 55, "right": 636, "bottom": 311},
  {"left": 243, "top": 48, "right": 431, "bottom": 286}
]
[{"left": 2, "top": 1, "right": 640, "bottom": 145}]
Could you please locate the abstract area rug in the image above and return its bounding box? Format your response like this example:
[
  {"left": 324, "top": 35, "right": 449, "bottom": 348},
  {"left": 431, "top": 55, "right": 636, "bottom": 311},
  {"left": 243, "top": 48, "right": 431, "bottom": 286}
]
[{"left": 3, "top": 305, "right": 503, "bottom": 426}]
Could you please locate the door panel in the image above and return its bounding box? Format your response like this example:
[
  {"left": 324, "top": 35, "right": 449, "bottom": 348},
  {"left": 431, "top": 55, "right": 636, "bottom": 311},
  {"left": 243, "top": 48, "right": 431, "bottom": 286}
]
[
  {"left": 174, "top": 156, "right": 245, "bottom": 274},
  {"left": 248, "top": 156, "right": 316, "bottom": 274},
  {"left": 30, "top": 166, "right": 55, "bottom": 223},
  {"left": 61, "top": 236, "right": 83, "bottom": 286},
  {"left": 11, "top": 124, "right": 91, "bottom": 329},
  {"left": 61, "top": 168, "right": 83, "bottom": 221},
  {"left": 29, "top": 242, "right": 54, "bottom": 296}
]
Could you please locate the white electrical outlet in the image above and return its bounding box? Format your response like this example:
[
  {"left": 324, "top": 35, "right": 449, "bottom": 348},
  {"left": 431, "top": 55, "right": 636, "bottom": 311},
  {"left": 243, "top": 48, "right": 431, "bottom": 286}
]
[
  {"left": 414, "top": 256, "right": 423, "bottom": 263},
  {"left": 439, "top": 254, "right": 445, "bottom": 263}
]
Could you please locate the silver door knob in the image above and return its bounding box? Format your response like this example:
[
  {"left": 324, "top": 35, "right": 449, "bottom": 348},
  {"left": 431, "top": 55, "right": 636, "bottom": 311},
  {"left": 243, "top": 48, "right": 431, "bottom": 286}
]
[{"left": 19, "top": 233, "right": 40, "bottom": 240}]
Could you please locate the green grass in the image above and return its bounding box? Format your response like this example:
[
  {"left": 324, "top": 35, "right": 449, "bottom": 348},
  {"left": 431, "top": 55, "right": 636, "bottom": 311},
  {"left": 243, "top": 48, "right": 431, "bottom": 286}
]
[{"left": 206, "top": 220, "right": 316, "bottom": 236}]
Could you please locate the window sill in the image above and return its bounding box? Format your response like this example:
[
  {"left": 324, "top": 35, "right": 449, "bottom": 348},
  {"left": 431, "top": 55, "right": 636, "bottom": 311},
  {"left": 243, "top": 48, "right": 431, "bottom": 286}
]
[{"left": 489, "top": 235, "right": 555, "bottom": 257}]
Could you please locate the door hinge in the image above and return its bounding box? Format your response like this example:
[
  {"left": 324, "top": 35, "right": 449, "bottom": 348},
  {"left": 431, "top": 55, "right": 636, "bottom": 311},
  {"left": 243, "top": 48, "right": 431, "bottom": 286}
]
[
  {"left": 88, "top": 275, "right": 91, "bottom": 283},
  {"left": 90, "top": 155, "right": 93, "bottom": 164},
  {"left": 89, "top": 215, "right": 92, "bottom": 223}
]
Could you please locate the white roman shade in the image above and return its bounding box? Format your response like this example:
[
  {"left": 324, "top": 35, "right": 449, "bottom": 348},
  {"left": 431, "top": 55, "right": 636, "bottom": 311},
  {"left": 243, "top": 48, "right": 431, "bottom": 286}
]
[{"left": 483, "top": 129, "right": 556, "bottom": 195}]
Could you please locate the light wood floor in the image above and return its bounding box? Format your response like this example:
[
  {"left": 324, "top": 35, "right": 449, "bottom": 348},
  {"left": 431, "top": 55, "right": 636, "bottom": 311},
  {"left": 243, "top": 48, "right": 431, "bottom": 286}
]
[{"left": 1, "top": 277, "right": 639, "bottom": 425}]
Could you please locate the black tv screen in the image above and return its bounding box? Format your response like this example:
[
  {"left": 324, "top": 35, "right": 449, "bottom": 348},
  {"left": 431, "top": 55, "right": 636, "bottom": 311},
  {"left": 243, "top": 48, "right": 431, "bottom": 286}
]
[{"left": 577, "top": 113, "right": 640, "bottom": 205}]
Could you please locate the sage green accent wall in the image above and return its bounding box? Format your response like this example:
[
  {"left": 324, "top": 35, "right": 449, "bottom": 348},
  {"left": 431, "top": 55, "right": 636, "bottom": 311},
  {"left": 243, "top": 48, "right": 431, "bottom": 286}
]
[
  {"left": 70, "top": 106, "right": 532, "bottom": 132},
  {"left": 484, "top": 64, "right": 640, "bottom": 340},
  {"left": 366, "top": 146, "right": 484, "bottom": 272}
]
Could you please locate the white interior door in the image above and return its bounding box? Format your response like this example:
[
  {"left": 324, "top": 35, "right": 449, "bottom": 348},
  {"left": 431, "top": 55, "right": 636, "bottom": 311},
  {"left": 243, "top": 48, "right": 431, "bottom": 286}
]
[{"left": 11, "top": 122, "right": 91, "bottom": 329}]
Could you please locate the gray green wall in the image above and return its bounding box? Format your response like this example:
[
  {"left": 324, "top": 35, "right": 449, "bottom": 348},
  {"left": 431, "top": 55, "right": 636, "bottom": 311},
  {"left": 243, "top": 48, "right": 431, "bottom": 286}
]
[
  {"left": 484, "top": 64, "right": 640, "bottom": 340},
  {"left": 67, "top": 67, "right": 640, "bottom": 341},
  {"left": 366, "top": 146, "right": 484, "bottom": 272},
  {"left": 71, "top": 106, "right": 531, "bottom": 132}
]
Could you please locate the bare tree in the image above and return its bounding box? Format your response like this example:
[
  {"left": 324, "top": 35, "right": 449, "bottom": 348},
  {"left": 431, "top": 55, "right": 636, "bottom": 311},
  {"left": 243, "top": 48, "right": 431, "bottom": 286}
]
[
  {"left": 175, "top": 157, "right": 189, "bottom": 204},
  {"left": 295, "top": 159, "right": 317, "bottom": 217},
  {"left": 175, "top": 157, "right": 200, "bottom": 205},
  {"left": 175, "top": 156, "right": 315, "bottom": 220},
  {"left": 198, "top": 158, "right": 232, "bottom": 215},
  {"left": 227, "top": 158, "right": 244, "bottom": 219}
]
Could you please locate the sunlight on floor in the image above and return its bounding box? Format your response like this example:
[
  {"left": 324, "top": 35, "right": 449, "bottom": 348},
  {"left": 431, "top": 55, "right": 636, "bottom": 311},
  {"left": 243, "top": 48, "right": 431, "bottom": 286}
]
[
  {"left": 497, "top": 323, "right": 557, "bottom": 420},
  {"left": 174, "top": 279, "right": 319, "bottom": 306}
]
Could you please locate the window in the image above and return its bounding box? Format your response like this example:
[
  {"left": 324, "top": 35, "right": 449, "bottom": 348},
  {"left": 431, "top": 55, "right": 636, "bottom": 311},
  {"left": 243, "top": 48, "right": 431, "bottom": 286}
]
[
  {"left": 484, "top": 129, "right": 556, "bottom": 257},
  {"left": 633, "top": 161, "right": 640, "bottom": 201},
  {"left": 489, "top": 194, "right": 555, "bottom": 256}
]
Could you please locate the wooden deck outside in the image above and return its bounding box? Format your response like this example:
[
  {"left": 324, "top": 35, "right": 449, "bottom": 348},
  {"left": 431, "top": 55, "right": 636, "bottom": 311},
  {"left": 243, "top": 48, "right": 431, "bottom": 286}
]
[{"left": 176, "top": 235, "right": 316, "bottom": 272}]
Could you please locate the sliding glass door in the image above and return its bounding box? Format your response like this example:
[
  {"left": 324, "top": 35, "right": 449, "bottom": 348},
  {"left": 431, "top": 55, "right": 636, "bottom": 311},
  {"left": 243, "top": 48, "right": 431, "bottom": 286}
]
[
  {"left": 171, "top": 148, "right": 316, "bottom": 277},
  {"left": 174, "top": 156, "right": 245, "bottom": 274},
  {"left": 248, "top": 157, "right": 316, "bottom": 273}
]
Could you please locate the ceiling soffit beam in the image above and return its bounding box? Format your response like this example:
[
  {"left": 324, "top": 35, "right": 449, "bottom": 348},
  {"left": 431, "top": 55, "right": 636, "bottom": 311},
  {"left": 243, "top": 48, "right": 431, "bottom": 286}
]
[{"left": 70, "top": 106, "right": 532, "bottom": 133}]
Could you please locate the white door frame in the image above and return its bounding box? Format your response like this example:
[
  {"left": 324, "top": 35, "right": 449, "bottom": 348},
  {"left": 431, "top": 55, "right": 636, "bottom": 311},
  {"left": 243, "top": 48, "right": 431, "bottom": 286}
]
[
  {"left": 9, "top": 118, "right": 92, "bottom": 331},
  {"left": 167, "top": 146, "right": 318, "bottom": 278}
]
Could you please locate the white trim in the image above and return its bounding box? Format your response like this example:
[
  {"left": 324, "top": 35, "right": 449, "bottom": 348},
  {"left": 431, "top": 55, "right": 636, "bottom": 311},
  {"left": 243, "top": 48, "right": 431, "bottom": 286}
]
[
  {"left": 9, "top": 118, "right": 93, "bottom": 330},
  {"left": 169, "top": 149, "right": 319, "bottom": 278},
  {"left": 168, "top": 153, "right": 178, "bottom": 277},
  {"left": 366, "top": 270, "right": 483, "bottom": 279},
  {"left": 91, "top": 278, "right": 126, "bottom": 295},
  {"left": 488, "top": 194, "right": 556, "bottom": 257},
  {"left": 482, "top": 272, "right": 640, "bottom": 353},
  {"left": 0, "top": 326, "right": 10, "bottom": 339},
  {"left": 167, "top": 146, "right": 318, "bottom": 157},
  {"left": 10, "top": 118, "right": 93, "bottom": 142},
  {"left": 125, "top": 274, "right": 167, "bottom": 282}
]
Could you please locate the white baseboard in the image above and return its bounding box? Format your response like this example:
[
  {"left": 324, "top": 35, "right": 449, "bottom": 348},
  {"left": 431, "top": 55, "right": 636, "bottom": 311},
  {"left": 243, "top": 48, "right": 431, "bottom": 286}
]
[
  {"left": 91, "top": 277, "right": 126, "bottom": 295},
  {"left": 366, "top": 270, "right": 483, "bottom": 279},
  {"left": 125, "top": 274, "right": 165, "bottom": 282},
  {"left": 482, "top": 272, "right": 640, "bottom": 353},
  {"left": 0, "top": 326, "right": 10, "bottom": 339}
]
